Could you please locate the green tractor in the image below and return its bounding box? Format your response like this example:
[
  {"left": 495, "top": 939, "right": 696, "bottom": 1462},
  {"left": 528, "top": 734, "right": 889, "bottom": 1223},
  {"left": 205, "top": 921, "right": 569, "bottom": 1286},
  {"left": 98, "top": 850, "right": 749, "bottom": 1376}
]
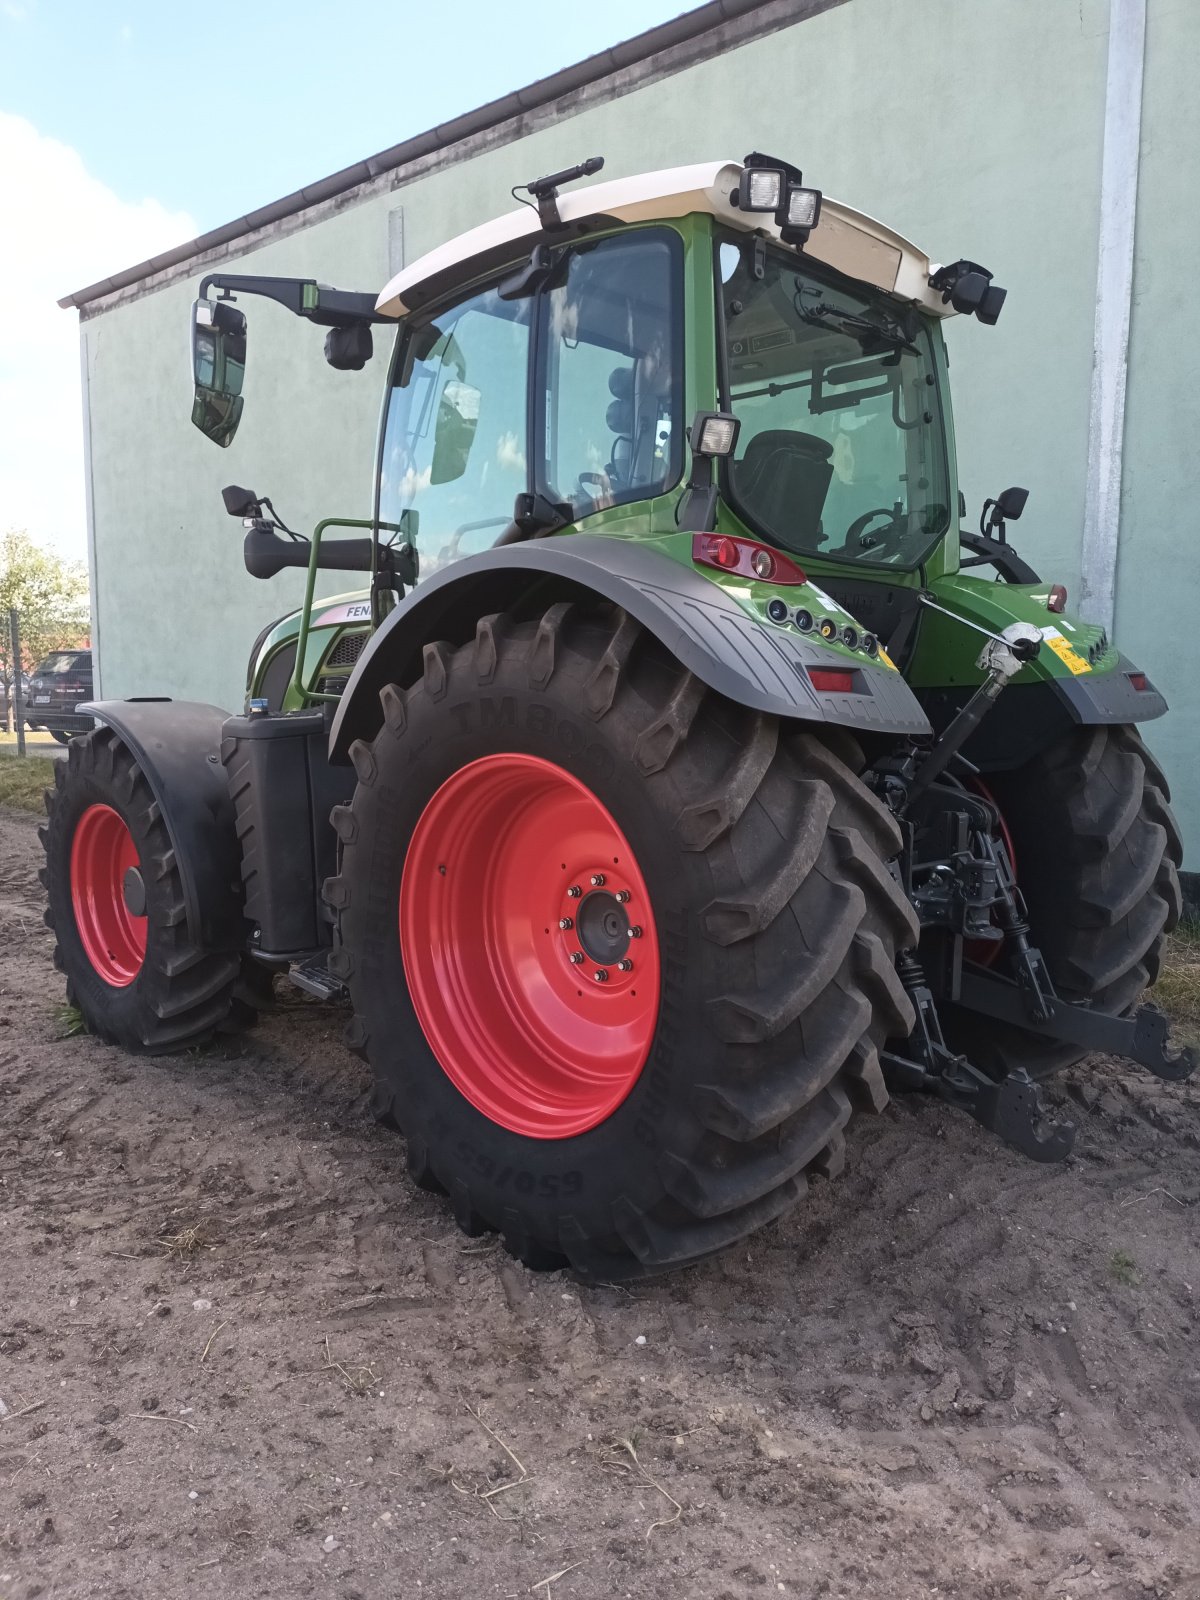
[{"left": 43, "top": 154, "right": 1190, "bottom": 1277}]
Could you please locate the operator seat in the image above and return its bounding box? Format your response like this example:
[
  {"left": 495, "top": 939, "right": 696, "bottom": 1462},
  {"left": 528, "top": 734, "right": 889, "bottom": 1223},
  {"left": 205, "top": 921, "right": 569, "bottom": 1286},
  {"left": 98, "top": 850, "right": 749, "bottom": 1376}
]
[
  {"left": 606, "top": 366, "right": 635, "bottom": 487},
  {"left": 730, "top": 430, "right": 834, "bottom": 551}
]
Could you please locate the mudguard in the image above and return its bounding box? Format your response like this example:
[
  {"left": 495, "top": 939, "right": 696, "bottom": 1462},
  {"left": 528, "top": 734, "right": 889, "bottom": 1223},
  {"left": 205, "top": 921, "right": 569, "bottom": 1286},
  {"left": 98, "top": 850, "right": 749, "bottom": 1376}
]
[
  {"left": 917, "top": 653, "right": 1168, "bottom": 771},
  {"left": 78, "top": 699, "right": 244, "bottom": 953},
  {"left": 329, "top": 534, "right": 931, "bottom": 763}
]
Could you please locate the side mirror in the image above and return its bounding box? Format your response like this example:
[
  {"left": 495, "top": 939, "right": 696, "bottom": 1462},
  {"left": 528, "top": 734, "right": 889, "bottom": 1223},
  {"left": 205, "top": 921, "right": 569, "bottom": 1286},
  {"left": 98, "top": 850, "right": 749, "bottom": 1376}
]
[
  {"left": 429, "top": 379, "right": 481, "bottom": 485},
  {"left": 995, "top": 485, "right": 1028, "bottom": 522},
  {"left": 981, "top": 485, "right": 1029, "bottom": 543},
  {"left": 191, "top": 298, "right": 247, "bottom": 447}
]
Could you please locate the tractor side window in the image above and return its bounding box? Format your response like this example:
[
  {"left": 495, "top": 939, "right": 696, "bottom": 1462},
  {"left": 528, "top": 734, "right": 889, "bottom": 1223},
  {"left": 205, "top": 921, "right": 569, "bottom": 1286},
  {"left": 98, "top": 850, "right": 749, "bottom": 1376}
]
[
  {"left": 540, "top": 230, "right": 682, "bottom": 519},
  {"left": 379, "top": 286, "right": 531, "bottom": 580}
]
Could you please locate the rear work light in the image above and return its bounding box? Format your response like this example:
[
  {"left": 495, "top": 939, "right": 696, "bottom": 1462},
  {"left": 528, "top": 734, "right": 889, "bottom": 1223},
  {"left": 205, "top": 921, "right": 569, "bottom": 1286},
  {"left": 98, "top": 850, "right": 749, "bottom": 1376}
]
[
  {"left": 808, "top": 667, "right": 858, "bottom": 695},
  {"left": 691, "top": 533, "right": 807, "bottom": 586}
]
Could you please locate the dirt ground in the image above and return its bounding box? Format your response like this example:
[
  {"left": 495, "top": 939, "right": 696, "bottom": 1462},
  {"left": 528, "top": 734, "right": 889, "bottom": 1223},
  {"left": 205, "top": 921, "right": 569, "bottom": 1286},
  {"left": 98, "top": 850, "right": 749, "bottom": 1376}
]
[{"left": 1, "top": 804, "right": 1198, "bottom": 1600}]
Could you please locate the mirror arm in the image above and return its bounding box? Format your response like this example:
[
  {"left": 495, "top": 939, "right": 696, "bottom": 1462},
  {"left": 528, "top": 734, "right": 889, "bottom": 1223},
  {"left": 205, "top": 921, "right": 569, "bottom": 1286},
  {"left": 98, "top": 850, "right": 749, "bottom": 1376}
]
[{"left": 198, "top": 273, "right": 389, "bottom": 327}]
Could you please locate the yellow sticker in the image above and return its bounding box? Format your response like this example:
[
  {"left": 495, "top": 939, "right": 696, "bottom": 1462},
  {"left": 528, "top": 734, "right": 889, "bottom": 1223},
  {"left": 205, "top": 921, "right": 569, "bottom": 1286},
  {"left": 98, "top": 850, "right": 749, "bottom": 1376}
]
[
  {"left": 876, "top": 645, "right": 897, "bottom": 670},
  {"left": 1041, "top": 629, "right": 1092, "bottom": 675}
]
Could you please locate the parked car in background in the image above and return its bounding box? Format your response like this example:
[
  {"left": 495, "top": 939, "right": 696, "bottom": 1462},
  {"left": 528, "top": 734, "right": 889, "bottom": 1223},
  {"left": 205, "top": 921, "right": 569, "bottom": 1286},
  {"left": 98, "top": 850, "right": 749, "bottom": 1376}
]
[
  {"left": 1, "top": 673, "right": 32, "bottom": 730},
  {"left": 24, "top": 650, "right": 94, "bottom": 743}
]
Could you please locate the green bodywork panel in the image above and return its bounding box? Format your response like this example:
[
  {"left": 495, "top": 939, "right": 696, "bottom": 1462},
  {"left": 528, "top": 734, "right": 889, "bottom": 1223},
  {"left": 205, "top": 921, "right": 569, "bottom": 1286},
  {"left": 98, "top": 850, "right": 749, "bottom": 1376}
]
[
  {"left": 248, "top": 588, "right": 375, "bottom": 711},
  {"left": 909, "top": 571, "right": 1116, "bottom": 690}
]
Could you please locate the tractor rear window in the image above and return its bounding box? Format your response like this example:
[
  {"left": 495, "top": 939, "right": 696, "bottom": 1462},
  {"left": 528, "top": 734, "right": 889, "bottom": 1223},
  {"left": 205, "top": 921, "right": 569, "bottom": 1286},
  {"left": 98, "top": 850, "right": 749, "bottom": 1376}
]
[{"left": 717, "top": 236, "right": 952, "bottom": 571}]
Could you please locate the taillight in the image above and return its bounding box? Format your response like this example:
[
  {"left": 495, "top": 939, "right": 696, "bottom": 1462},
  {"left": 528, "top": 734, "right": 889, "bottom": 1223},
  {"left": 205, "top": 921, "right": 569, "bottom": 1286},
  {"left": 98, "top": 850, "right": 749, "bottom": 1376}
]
[
  {"left": 1047, "top": 584, "right": 1067, "bottom": 613},
  {"left": 691, "top": 533, "right": 807, "bottom": 585},
  {"left": 808, "top": 667, "right": 857, "bottom": 694},
  {"left": 1128, "top": 671, "right": 1150, "bottom": 692}
]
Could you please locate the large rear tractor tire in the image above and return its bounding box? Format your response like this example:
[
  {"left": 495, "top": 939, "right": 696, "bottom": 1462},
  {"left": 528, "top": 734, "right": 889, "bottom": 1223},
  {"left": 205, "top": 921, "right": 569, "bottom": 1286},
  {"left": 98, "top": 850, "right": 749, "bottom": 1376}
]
[
  {"left": 943, "top": 723, "right": 1183, "bottom": 1078},
  {"left": 326, "top": 605, "right": 917, "bottom": 1279},
  {"left": 40, "top": 726, "right": 262, "bottom": 1052}
]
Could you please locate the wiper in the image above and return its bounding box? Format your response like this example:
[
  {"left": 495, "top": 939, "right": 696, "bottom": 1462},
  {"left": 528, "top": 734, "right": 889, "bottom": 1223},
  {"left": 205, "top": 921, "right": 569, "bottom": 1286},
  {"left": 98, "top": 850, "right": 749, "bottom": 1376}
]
[{"left": 797, "top": 299, "right": 918, "bottom": 353}]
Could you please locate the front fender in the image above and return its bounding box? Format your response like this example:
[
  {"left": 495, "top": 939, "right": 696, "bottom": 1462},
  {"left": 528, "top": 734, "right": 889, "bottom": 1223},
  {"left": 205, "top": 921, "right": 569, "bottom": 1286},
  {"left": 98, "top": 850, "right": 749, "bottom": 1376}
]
[
  {"left": 79, "top": 699, "right": 244, "bottom": 953},
  {"left": 329, "top": 536, "right": 931, "bottom": 763}
]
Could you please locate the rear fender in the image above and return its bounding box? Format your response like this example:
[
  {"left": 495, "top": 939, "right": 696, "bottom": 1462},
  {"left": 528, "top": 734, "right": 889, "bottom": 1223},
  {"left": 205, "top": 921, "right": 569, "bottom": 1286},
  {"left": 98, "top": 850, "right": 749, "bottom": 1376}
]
[
  {"left": 329, "top": 535, "right": 931, "bottom": 763},
  {"left": 79, "top": 699, "right": 244, "bottom": 953}
]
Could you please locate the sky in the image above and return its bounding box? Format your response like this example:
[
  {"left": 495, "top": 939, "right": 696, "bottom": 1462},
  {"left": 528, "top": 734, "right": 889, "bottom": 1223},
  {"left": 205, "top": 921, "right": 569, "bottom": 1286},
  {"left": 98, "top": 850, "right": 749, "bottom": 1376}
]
[{"left": 0, "top": 0, "right": 691, "bottom": 562}]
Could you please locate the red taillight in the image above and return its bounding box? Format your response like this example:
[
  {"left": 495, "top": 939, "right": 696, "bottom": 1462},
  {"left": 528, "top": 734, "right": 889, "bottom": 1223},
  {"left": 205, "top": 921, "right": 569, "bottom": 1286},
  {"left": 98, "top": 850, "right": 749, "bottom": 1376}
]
[
  {"left": 691, "top": 534, "right": 807, "bottom": 585},
  {"left": 1047, "top": 584, "right": 1067, "bottom": 614},
  {"left": 1129, "top": 671, "right": 1150, "bottom": 692},
  {"left": 808, "top": 667, "right": 857, "bottom": 694}
]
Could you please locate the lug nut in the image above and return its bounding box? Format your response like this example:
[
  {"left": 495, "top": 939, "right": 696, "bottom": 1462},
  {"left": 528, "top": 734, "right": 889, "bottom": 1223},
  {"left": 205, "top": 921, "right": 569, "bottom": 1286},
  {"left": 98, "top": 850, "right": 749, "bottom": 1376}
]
[
  {"left": 617, "top": 959, "right": 633, "bottom": 972},
  {"left": 590, "top": 873, "right": 606, "bottom": 887},
  {"left": 614, "top": 890, "right": 630, "bottom": 904},
  {"left": 559, "top": 917, "right": 574, "bottom": 930},
  {"left": 630, "top": 926, "right": 643, "bottom": 939},
  {"left": 593, "top": 968, "right": 609, "bottom": 983},
  {"left": 567, "top": 885, "right": 582, "bottom": 898},
  {"left": 570, "top": 951, "right": 584, "bottom": 965}
]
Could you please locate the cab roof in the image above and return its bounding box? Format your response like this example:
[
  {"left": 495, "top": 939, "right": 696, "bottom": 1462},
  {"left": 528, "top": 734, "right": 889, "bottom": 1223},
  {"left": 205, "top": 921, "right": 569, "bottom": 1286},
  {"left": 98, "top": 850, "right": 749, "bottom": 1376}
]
[{"left": 376, "top": 160, "right": 952, "bottom": 321}]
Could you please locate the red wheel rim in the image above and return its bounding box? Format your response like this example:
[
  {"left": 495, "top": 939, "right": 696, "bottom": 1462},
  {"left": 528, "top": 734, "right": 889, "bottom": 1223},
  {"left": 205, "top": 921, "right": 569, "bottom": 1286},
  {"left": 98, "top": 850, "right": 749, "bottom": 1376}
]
[
  {"left": 399, "top": 754, "right": 661, "bottom": 1139},
  {"left": 70, "top": 803, "right": 147, "bottom": 987},
  {"left": 966, "top": 776, "right": 1017, "bottom": 969}
]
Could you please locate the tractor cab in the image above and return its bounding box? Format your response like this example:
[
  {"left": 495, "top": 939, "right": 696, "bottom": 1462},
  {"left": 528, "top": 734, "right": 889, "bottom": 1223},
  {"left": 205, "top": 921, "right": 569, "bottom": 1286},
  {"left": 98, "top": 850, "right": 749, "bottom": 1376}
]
[{"left": 198, "top": 155, "right": 1019, "bottom": 713}]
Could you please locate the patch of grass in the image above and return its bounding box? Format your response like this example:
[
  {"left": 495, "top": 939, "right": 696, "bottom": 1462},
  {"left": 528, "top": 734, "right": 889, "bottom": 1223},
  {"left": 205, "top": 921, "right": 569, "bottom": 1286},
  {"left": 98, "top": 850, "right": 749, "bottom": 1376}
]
[
  {"left": 1109, "top": 1249, "right": 1137, "bottom": 1287},
  {"left": 0, "top": 754, "right": 56, "bottom": 812},
  {"left": 52, "top": 1001, "right": 86, "bottom": 1039},
  {"left": 1154, "top": 922, "right": 1200, "bottom": 1046}
]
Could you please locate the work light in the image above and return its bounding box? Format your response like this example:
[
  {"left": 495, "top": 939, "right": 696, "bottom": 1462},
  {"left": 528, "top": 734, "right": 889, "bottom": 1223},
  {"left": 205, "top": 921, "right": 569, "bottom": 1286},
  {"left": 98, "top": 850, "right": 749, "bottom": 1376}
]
[
  {"left": 785, "top": 186, "right": 822, "bottom": 231},
  {"left": 741, "top": 168, "right": 784, "bottom": 211},
  {"left": 690, "top": 411, "right": 740, "bottom": 457}
]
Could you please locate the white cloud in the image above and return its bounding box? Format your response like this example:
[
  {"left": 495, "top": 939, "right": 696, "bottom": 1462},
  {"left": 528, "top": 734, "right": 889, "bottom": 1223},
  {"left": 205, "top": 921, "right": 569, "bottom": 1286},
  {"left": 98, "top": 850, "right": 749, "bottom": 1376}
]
[{"left": 0, "top": 113, "right": 196, "bottom": 560}]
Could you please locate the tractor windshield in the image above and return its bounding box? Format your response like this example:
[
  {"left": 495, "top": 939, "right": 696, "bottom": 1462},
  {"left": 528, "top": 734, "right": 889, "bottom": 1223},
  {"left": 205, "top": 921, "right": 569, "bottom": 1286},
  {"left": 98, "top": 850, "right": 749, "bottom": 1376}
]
[{"left": 717, "top": 236, "right": 951, "bottom": 570}]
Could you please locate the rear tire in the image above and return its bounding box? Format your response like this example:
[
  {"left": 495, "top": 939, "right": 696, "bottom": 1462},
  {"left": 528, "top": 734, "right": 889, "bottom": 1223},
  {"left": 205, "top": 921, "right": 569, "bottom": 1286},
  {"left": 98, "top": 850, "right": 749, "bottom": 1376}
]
[
  {"left": 942, "top": 724, "right": 1182, "bottom": 1078},
  {"left": 51, "top": 730, "right": 71, "bottom": 746},
  {"left": 40, "top": 726, "right": 261, "bottom": 1052},
  {"left": 327, "top": 605, "right": 917, "bottom": 1279}
]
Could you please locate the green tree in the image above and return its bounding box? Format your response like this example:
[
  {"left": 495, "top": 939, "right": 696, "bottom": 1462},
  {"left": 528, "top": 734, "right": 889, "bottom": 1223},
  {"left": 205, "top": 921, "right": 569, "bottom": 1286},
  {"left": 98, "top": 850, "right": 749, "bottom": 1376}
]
[{"left": 0, "top": 530, "right": 91, "bottom": 731}]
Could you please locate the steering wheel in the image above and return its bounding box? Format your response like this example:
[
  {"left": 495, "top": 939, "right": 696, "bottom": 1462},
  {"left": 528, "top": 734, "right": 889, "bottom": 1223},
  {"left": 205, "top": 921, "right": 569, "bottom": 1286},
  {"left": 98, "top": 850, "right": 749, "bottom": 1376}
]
[
  {"left": 576, "top": 471, "right": 615, "bottom": 508},
  {"left": 835, "top": 506, "right": 908, "bottom": 559}
]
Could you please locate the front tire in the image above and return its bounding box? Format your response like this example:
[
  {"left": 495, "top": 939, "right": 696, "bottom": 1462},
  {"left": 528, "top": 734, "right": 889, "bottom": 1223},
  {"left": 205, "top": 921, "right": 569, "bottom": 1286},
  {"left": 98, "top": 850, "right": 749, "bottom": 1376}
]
[
  {"left": 327, "top": 605, "right": 917, "bottom": 1278},
  {"left": 40, "top": 727, "right": 261, "bottom": 1051}
]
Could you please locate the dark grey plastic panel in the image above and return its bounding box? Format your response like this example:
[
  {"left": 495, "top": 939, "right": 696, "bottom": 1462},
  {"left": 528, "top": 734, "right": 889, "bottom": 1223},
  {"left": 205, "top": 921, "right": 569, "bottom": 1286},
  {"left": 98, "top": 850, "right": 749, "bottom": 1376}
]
[
  {"left": 329, "top": 535, "right": 931, "bottom": 762},
  {"left": 1052, "top": 653, "right": 1168, "bottom": 725}
]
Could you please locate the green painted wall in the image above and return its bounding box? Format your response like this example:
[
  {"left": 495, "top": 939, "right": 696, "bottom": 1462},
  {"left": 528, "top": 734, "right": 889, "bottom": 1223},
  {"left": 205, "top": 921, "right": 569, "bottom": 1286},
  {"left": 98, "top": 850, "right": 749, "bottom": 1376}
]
[{"left": 80, "top": 0, "right": 1198, "bottom": 861}]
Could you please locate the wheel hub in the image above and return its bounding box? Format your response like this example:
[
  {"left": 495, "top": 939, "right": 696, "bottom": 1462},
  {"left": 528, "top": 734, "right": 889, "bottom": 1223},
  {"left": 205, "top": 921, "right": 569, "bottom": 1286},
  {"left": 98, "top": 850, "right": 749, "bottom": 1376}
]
[
  {"left": 568, "top": 888, "right": 633, "bottom": 972},
  {"left": 122, "top": 866, "right": 147, "bottom": 917}
]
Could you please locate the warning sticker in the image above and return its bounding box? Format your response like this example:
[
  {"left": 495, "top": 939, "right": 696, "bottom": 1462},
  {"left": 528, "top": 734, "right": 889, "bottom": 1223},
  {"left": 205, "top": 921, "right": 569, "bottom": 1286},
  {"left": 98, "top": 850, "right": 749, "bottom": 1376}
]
[{"left": 1040, "top": 626, "right": 1092, "bottom": 675}]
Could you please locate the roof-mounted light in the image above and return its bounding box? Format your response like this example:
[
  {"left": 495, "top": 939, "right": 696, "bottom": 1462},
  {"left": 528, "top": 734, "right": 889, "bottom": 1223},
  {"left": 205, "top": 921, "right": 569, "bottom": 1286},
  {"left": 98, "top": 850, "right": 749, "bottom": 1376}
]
[
  {"left": 732, "top": 152, "right": 823, "bottom": 247},
  {"left": 735, "top": 167, "right": 785, "bottom": 213},
  {"left": 784, "top": 185, "right": 822, "bottom": 234},
  {"left": 929, "top": 258, "right": 1007, "bottom": 325}
]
